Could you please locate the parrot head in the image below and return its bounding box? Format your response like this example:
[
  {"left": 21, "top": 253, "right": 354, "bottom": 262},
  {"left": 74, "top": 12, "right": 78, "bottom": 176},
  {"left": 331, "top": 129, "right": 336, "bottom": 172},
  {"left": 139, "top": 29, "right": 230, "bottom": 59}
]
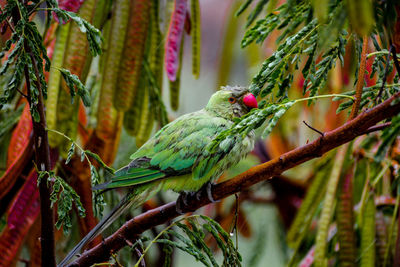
[{"left": 206, "top": 86, "right": 258, "bottom": 120}]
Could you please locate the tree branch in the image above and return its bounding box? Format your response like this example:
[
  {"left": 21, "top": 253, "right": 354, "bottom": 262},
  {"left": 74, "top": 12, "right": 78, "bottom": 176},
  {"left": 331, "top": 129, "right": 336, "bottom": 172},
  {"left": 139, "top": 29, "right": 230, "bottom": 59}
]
[
  {"left": 24, "top": 42, "right": 56, "bottom": 267},
  {"left": 68, "top": 91, "right": 400, "bottom": 266}
]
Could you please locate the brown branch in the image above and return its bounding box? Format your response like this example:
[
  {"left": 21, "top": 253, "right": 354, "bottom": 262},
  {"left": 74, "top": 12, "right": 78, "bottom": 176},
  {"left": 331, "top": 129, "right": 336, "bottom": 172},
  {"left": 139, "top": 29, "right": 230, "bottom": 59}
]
[
  {"left": 24, "top": 51, "right": 56, "bottom": 267},
  {"left": 24, "top": 42, "right": 56, "bottom": 267},
  {"left": 364, "top": 122, "right": 391, "bottom": 134},
  {"left": 350, "top": 36, "right": 368, "bottom": 119},
  {"left": 68, "top": 91, "right": 400, "bottom": 267}
]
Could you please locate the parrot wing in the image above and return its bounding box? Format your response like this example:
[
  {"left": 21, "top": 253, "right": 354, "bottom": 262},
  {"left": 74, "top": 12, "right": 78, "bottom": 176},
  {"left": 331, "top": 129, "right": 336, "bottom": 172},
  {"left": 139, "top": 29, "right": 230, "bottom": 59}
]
[{"left": 97, "top": 110, "right": 232, "bottom": 190}]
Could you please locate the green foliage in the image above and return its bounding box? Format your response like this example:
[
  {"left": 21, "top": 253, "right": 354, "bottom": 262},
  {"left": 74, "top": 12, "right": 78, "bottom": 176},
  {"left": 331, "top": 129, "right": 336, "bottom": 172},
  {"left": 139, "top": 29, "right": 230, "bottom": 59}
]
[
  {"left": 47, "top": 129, "right": 112, "bottom": 218},
  {"left": 208, "top": 101, "right": 294, "bottom": 154},
  {"left": 37, "top": 170, "right": 85, "bottom": 235},
  {"left": 0, "top": 0, "right": 101, "bottom": 124},
  {"left": 0, "top": 0, "right": 107, "bottom": 227},
  {"left": 303, "top": 31, "right": 347, "bottom": 99},
  {"left": 210, "top": 0, "right": 399, "bottom": 153},
  {"left": 374, "top": 113, "right": 400, "bottom": 161},
  {"left": 241, "top": 2, "right": 312, "bottom": 48},
  {"left": 57, "top": 68, "right": 91, "bottom": 107},
  {"left": 51, "top": 8, "right": 103, "bottom": 57},
  {"left": 245, "top": 0, "right": 270, "bottom": 27},
  {"left": 248, "top": 20, "right": 317, "bottom": 98},
  {"left": 135, "top": 215, "right": 241, "bottom": 267}
]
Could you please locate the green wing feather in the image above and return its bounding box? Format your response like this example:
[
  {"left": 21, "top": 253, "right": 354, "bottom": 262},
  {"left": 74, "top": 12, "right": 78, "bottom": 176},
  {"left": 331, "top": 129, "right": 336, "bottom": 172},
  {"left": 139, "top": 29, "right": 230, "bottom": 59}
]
[
  {"left": 106, "top": 169, "right": 166, "bottom": 188},
  {"left": 98, "top": 110, "right": 232, "bottom": 190}
]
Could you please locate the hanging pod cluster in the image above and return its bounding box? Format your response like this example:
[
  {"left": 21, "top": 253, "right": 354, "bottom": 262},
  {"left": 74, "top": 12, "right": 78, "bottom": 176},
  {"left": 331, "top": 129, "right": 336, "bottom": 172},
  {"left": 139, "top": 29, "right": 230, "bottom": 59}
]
[
  {"left": 46, "top": 0, "right": 99, "bottom": 157},
  {"left": 47, "top": 0, "right": 203, "bottom": 154},
  {"left": 113, "top": 0, "right": 201, "bottom": 146},
  {"left": 118, "top": 0, "right": 156, "bottom": 147},
  {"left": 101, "top": 0, "right": 165, "bottom": 147}
]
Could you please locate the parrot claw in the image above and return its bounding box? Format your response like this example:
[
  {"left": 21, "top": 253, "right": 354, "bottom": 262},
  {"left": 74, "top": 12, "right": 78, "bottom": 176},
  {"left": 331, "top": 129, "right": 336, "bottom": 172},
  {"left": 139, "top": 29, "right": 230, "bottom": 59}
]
[
  {"left": 203, "top": 182, "right": 218, "bottom": 203},
  {"left": 176, "top": 191, "right": 196, "bottom": 214},
  {"left": 194, "top": 182, "right": 218, "bottom": 203},
  {"left": 176, "top": 183, "right": 218, "bottom": 214}
]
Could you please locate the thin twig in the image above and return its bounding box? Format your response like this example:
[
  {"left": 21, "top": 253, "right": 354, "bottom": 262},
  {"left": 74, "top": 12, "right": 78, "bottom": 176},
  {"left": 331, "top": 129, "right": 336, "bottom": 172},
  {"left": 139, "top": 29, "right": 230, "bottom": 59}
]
[
  {"left": 16, "top": 87, "right": 28, "bottom": 98},
  {"left": 0, "top": 6, "right": 16, "bottom": 33},
  {"left": 364, "top": 122, "right": 391, "bottom": 134},
  {"left": 376, "top": 45, "right": 393, "bottom": 104},
  {"left": 134, "top": 248, "right": 146, "bottom": 267},
  {"left": 390, "top": 43, "right": 400, "bottom": 75},
  {"left": 303, "top": 120, "right": 324, "bottom": 137},
  {"left": 27, "top": 0, "right": 46, "bottom": 16}
]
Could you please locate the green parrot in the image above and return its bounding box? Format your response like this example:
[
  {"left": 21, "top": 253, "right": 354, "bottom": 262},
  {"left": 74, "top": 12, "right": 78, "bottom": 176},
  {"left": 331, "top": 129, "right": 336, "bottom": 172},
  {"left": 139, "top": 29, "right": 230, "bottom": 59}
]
[{"left": 59, "top": 86, "right": 258, "bottom": 266}]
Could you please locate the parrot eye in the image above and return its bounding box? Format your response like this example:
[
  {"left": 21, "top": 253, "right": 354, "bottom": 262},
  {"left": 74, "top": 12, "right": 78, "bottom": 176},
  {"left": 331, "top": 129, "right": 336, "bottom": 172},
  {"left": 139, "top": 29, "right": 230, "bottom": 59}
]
[{"left": 228, "top": 97, "right": 236, "bottom": 104}]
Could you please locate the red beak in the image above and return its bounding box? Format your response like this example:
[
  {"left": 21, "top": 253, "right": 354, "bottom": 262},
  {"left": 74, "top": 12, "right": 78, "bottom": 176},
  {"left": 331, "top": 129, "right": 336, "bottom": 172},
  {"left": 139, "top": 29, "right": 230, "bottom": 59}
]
[{"left": 243, "top": 93, "right": 258, "bottom": 109}]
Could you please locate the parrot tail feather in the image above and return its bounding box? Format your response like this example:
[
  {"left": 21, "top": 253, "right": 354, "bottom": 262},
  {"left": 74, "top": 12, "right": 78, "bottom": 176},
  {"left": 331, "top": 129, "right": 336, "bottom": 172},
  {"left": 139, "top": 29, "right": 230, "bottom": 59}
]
[
  {"left": 58, "top": 193, "right": 137, "bottom": 267},
  {"left": 92, "top": 181, "right": 111, "bottom": 191}
]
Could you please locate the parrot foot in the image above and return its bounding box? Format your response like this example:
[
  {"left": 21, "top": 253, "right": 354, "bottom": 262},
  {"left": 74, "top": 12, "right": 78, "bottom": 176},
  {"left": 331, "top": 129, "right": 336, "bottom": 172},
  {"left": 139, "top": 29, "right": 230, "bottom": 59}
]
[
  {"left": 176, "top": 191, "right": 196, "bottom": 214},
  {"left": 175, "top": 183, "right": 218, "bottom": 214},
  {"left": 193, "top": 182, "right": 218, "bottom": 202}
]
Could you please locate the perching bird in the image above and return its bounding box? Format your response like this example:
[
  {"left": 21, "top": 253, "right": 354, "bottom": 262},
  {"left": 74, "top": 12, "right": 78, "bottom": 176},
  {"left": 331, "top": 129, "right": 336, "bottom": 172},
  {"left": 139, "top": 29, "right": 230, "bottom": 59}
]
[{"left": 59, "top": 86, "right": 258, "bottom": 266}]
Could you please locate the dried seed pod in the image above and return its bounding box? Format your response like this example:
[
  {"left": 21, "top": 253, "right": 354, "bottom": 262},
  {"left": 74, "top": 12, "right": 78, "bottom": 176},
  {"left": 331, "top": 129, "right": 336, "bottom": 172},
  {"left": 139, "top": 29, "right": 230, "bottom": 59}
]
[
  {"left": 97, "top": 0, "right": 130, "bottom": 140},
  {"left": 360, "top": 193, "right": 376, "bottom": 267},
  {"left": 345, "top": 0, "right": 374, "bottom": 37},
  {"left": 115, "top": 0, "right": 150, "bottom": 111},
  {"left": 165, "top": 0, "right": 187, "bottom": 82},
  {"left": 191, "top": 0, "right": 200, "bottom": 78},
  {"left": 169, "top": 36, "right": 184, "bottom": 111},
  {"left": 123, "top": 79, "right": 145, "bottom": 136},
  {"left": 46, "top": 23, "right": 70, "bottom": 147},
  {"left": 136, "top": 87, "right": 154, "bottom": 147},
  {"left": 336, "top": 173, "right": 357, "bottom": 266}
]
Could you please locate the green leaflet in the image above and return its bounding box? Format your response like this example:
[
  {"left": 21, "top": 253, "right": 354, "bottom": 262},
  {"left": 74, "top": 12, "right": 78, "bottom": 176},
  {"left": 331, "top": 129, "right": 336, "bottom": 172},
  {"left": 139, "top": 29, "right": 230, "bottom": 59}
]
[
  {"left": 58, "top": 68, "right": 91, "bottom": 107},
  {"left": 51, "top": 8, "right": 103, "bottom": 57},
  {"left": 235, "top": 0, "right": 254, "bottom": 17},
  {"left": 208, "top": 101, "right": 294, "bottom": 154},
  {"left": 374, "top": 113, "right": 400, "bottom": 162},
  {"left": 245, "top": 0, "right": 269, "bottom": 27},
  {"left": 137, "top": 216, "right": 240, "bottom": 267},
  {"left": 261, "top": 101, "right": 294, "bottom": 138},
  {"left": 249, "top": 19, "right": 318, "bottom": 97}
]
